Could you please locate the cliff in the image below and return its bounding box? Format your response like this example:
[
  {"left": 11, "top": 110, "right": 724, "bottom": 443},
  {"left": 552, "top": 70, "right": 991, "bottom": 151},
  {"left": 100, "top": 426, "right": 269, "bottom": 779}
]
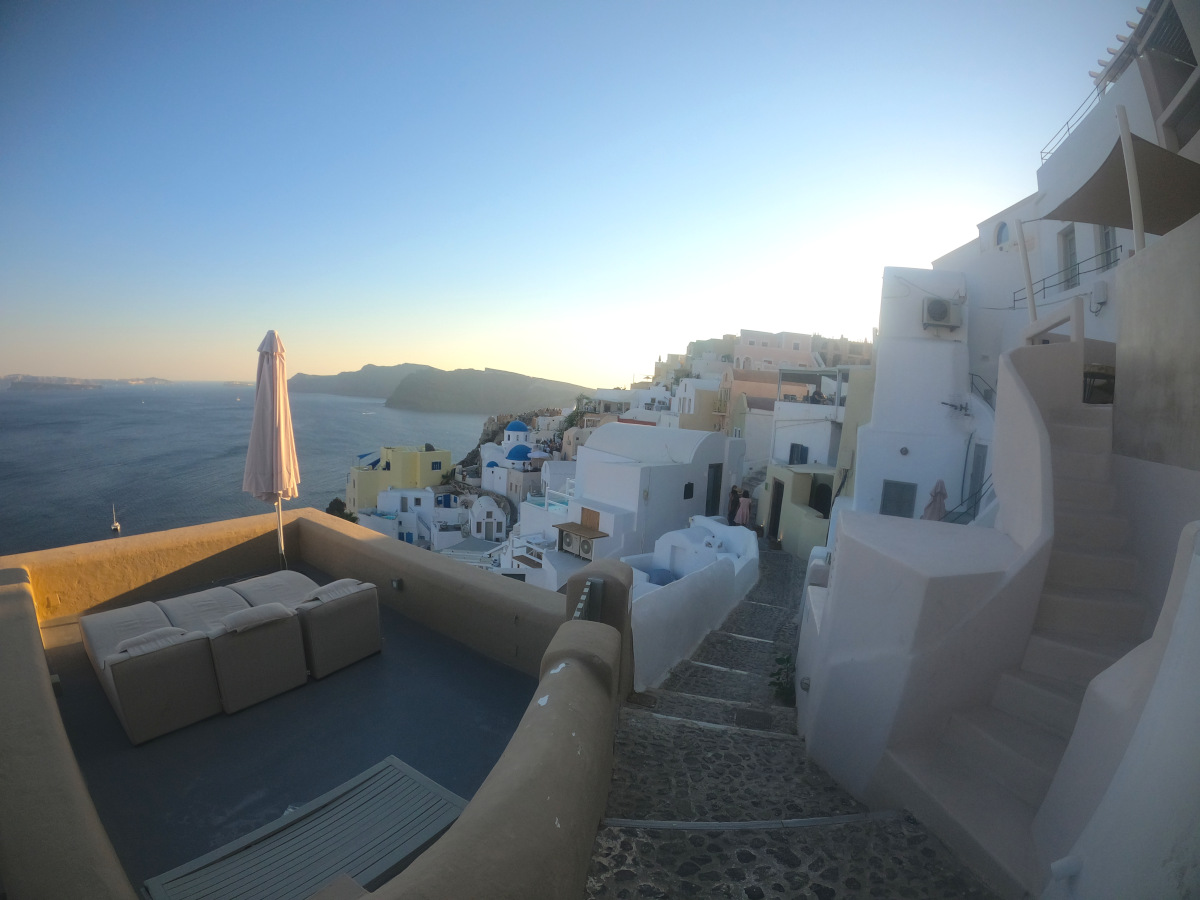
[
  {"left": 386, "top": 368, "right": 589, "bottom": 415},
  {"left": 287, "top": 363, "right": 432, "bottom": 398}
]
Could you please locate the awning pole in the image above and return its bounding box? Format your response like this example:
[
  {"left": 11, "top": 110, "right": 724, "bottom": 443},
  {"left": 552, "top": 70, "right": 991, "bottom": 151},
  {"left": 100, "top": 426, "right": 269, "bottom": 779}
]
[
  {"left": 1116, "top": 104, "right": 1146, "bottom": 252},
  {"left": 1016, "top": 219, "right": 1038, "bottom": 323}
]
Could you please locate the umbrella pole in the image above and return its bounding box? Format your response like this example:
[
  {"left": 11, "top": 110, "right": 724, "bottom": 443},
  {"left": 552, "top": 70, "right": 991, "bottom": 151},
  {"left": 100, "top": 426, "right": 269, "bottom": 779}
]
[{"left": 276, "top": 498, "right": 288, "bottom": 570}]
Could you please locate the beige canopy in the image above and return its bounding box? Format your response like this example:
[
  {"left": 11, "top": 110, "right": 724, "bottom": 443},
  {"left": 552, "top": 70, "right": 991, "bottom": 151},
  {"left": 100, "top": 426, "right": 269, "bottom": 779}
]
[{"left": 1044, "top": 134, "right": 1200, "bottom": 235}]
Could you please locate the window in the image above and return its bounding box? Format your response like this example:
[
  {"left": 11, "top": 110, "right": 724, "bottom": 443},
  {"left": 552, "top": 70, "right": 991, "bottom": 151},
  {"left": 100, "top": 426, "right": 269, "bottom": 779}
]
[
  {"left": 414, "top": 498, "right": 421, "bottom": 507},
  {"left": 431, "top": 460, "right": 442, "bottom": 471},
  {"left": 995, "top": 221, "right": 1009, "bottom": 245},
  {"left": 748, "top": 339, "right": 756, "bottom": 346},
  {"left": 793, "top": 342, "right": 800, "bottom": 350},
  {"left": 880, "top": 480, "right": 918, "bottom": 518},
  {"left": 733, "top": 427, "right": 742, "bottom": 438},
  {"left": 1060, "top": 225, "right": 1079, "bottom": 289},
  {"left": 1099, "top": 224, "right": 1118, "bottom": 270},
  {"left": 683, "top": 482, "right": 694, "bottom": 499},
  {"left": 788, "top": 443, "right": 809, "bottom": 465}
]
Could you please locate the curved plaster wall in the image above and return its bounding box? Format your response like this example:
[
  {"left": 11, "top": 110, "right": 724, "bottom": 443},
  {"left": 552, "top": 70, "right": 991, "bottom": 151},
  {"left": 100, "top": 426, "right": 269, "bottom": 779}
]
[{"left": 0, "top": 514, "right": 629, "bottom": 899}]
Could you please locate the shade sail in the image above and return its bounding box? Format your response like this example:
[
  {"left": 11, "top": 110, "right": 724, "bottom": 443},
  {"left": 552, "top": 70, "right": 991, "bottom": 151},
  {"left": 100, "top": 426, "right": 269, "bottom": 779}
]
[{"left": 1044, "top": 134, "right": 1200, "bottom": 235}]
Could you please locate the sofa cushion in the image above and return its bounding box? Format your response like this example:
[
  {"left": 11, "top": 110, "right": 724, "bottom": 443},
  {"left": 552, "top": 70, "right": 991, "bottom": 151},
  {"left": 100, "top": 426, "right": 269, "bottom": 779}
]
[
  {"left": 218, "top": 602, "right": 294, "bottom": 634},
  {"left": 156, "top": 586, "right": 248, "bottom": 633},
  {"left": 80, "top": 601, "right": 173, "bottom": 666},
  {"left": 229, "top": 570, "right": 319, "bottom": 608},
  {"left": 114, "top": 626, "right": 188, "bottom": 656},
  {"left": 299, "top": 579, "right": 374, "bottom": 608},
  {"left": 104, "top": 628, "right": 208, "bottom": 669}
]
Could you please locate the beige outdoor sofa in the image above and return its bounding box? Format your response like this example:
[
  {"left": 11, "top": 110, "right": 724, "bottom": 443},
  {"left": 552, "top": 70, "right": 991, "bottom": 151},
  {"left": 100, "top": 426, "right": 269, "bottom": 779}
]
[{"left": 80, "top": 571, "right": 381, "bottom": 744}]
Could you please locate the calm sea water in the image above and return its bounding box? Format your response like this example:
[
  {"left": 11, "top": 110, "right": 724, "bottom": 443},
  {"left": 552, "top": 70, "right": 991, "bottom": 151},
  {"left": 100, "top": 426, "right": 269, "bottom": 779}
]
[{"left": 0, "top": 383, "right": 485, "bottom": 556}]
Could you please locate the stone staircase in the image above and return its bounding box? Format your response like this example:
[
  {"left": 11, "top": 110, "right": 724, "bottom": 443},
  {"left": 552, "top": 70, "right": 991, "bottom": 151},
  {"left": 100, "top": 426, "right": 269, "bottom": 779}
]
[
  {"left": 586, "top": 549, "right": 998, "bottom": 899},
  {"left": 875, "top": 404, "right": 1147, "bottom": 898}
]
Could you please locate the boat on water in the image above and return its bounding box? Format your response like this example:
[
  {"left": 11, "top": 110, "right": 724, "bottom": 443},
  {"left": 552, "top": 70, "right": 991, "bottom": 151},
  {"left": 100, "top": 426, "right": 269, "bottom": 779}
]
[{"left": 111, "top": 505, "right": 120, "bottom": 535}]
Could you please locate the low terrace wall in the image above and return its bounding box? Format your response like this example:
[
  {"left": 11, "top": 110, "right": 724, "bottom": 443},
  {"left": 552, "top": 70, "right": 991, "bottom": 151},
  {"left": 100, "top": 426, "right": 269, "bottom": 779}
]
[{"left": 0, "top": 511, "right": 630, "bottom": 899}]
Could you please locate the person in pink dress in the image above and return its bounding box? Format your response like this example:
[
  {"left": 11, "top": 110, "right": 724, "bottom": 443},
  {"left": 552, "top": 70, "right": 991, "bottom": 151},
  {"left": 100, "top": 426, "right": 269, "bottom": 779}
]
[{"left": 735, "top": 489, "right": 752, "bottom": 527}]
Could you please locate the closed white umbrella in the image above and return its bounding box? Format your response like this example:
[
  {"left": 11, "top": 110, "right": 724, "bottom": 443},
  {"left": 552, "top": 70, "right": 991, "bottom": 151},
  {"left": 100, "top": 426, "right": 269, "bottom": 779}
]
[{"left": 243, "top": 330, "right": 300, "bottom": 568}]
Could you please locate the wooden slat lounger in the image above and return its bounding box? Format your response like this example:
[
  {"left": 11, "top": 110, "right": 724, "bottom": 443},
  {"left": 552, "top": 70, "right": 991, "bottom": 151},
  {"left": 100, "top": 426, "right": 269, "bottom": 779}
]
[{"left": 144, "top": 756, "right": 466, "bottom": 900}]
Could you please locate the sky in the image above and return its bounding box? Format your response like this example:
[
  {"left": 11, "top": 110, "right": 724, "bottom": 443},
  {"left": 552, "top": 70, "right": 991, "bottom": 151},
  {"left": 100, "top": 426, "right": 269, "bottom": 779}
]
[{"left": 1, "top": 1, "right": 1138, "bottom": 389}]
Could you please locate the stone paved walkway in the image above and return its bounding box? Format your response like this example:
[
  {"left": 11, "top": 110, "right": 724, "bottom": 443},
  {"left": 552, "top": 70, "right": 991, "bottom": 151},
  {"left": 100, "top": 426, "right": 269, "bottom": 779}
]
[{"left": 584, "top": 547, "right": 999, "bottom": 899}]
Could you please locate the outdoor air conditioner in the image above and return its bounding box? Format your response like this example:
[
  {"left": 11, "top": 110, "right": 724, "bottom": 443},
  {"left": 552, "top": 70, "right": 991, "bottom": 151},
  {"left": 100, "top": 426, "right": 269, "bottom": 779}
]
[
  {"left": 922, "top": 296, "right": 962, "bottom": 330},
  {"left": 561, "top": 531, "right": 577, "bottom": 553},
  {"left": 579, "top": 538, "right": 594, "bottom": 560}
]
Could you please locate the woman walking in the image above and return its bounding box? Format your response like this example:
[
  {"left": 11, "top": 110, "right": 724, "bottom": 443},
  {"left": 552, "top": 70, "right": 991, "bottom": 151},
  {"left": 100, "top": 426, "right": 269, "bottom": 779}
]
[{"left": 727, "top": 484, "right": 740, "bottom": 525}]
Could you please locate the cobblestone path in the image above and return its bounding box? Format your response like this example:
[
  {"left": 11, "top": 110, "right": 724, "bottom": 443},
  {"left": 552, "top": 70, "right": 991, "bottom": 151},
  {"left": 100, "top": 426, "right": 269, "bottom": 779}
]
[{"left": 584, "top": 548, "right": 998, "bottom": 899}]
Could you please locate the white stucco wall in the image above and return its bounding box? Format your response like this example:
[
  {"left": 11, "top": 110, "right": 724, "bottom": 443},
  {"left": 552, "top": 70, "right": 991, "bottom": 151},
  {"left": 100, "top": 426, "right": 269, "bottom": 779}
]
[
  {"left": 630, "top": 557, "right": 737, "bottom": 692},
  {"left": 1037, "top": 523, "right": 1200, "bottom": 900}
]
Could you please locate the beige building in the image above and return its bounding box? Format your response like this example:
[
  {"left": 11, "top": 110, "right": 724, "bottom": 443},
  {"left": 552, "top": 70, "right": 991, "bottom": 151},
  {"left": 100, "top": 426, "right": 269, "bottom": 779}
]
[
  {"left": 732, "top": 330, "right": 815, "bottom": 371},
  {"left": 714, "top": 369, "right": 781, "bottom": 435}
]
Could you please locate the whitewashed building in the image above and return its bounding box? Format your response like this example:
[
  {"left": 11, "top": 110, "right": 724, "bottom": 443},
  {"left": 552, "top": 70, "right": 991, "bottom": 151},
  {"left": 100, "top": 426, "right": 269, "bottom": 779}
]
[{"left": 796, "top": 5, "right": 1200, "bottom": 896}]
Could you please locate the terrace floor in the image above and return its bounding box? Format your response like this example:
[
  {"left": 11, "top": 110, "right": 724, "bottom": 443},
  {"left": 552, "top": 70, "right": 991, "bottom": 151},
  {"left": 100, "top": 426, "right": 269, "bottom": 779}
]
[
  {"left": 44, "top": 570, "right": 537, "bottom": 893},
  {"left": 585, "top": 545, "right": 1000, "bottom": 899}
]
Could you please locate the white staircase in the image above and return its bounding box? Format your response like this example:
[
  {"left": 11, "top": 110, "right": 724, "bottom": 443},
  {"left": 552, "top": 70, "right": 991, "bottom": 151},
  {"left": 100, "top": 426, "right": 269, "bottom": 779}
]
[{"left": 874, "top": 405, "right": 1146, "bottom": 898}]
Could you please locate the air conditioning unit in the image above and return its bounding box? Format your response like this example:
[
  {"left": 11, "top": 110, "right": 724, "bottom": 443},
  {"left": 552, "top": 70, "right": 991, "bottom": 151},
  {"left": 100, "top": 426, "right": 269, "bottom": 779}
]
[
  {"left": 561, "top": 531, "right": 577, "bottom": 553},
  {"left": 923, "top": 296, "right": 962, "bottom": 330},
  {"left": 579, "top": 538, "right": 594, "bottom": 560}
]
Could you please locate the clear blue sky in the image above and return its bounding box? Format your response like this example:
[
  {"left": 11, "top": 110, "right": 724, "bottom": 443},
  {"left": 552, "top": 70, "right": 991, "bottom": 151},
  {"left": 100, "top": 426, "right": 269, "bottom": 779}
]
[{"left": 1, "top": 1, "right": 1136, "bottom": 388}]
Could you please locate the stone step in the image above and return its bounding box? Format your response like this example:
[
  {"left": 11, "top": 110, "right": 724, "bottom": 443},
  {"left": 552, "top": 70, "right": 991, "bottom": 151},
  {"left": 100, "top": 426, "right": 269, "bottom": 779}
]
[
  {"left": 660, "top": 659, "right": 764, "bottom": 705},
  {"left": 1034, "top": 584, "right": 1146, "bottom": 640},
  {"left": 1047, "top": 420, "right": 1111, "bottom": 455},
  {"left": 587, "top": 815, "right": 997, "bottom": 900},
  {"left": 1053, "top": 476, "right": 1116, "bottom": 510},
  {"left": 1052, "top": 507, "right": 1131, "bottom": 553},
  {"left": 720, "top": 601, "right": 797, "bottom": 642},
  {"left": 640, "top": 689, "right": 796, "bottom": 736},
  {"left": 691, "top": 631, "right": 780, "bottom": 677},
  {"left": 1021, "top": 630, "right": 1136, "bottom": 688},
  {"left": 1050, "top": 446, "right": 1112, "bottom": 482},
  {"left": 992, "top": 669, "right": 1085, "bottom": 740},
  {"left": 941, "top": 706, "right": 1067, "bottom": 807},
  {"left": 1046, "top": 547, "right": 1138, "bottom": 592},
  {"left": 606, "top": 710, "right": 861, "bottom": 823},
  {"left": 873, "top": 743, "right": 1040, "bottom": 899}
]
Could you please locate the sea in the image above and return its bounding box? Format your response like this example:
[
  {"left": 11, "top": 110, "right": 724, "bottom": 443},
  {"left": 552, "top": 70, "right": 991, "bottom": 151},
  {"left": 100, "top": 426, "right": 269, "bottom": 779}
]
[{"left": 0, "top": 383, "right": 486, "bottom": 557}]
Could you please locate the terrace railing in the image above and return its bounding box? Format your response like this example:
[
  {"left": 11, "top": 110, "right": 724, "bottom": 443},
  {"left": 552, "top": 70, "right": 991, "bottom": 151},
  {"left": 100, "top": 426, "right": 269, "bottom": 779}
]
[{"left": 1012, "top": 246, "right": 1121, "bottom": 308}]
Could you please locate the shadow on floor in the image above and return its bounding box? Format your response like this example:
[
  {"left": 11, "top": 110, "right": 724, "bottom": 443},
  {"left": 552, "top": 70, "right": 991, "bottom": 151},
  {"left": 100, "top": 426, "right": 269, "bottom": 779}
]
[{"left": 47, "top": 603, "right": 537, "bottom": 891}]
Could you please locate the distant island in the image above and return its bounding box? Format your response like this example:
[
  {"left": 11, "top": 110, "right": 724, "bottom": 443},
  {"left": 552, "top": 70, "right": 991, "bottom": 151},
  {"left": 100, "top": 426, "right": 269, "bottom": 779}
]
[
  {"left": 1, "top": 375, "right": 171, "bottom": 391},
  {"left": 289, "top": 363, "right": 591, "bottom": 414}
]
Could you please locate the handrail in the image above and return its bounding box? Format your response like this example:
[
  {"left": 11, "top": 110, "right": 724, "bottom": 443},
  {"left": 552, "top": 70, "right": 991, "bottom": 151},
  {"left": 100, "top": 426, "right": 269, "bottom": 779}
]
[
  {"left": 940, "top": 475, "right": 993, "bottom": 525},
  {"left": 1041, "top": 86, "right": 1106, "bottom": 161},
  {"left": 970, "top": 374, "right": 996, "bottom": 410},
  {"left": 1012, "top": 246, "right": 1121, "bottom": 307}
]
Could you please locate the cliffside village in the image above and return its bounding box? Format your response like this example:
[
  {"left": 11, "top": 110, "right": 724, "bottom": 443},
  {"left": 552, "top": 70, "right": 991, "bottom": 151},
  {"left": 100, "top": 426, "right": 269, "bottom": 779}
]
[
  {"left": 344, "top": 329, "right": 872, "bottom": 592},
  {"left": 332, "top": 4, "right": 1200, "bottom": 885}
]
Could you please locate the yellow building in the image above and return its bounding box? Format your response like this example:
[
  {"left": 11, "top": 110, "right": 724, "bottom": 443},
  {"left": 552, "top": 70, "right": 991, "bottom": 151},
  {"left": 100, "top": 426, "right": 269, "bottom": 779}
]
[
  {"left": 347, "top": 445, "right": 453, "bottom": 511},
  {"left": 756, "top": 463, "right": 837, "bottom": 562}
]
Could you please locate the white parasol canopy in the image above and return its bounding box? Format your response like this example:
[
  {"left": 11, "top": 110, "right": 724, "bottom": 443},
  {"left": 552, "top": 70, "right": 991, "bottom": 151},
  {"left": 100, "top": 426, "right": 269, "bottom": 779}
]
[{"left": 243, "top": 330, "right": 300, "bottom": 567}]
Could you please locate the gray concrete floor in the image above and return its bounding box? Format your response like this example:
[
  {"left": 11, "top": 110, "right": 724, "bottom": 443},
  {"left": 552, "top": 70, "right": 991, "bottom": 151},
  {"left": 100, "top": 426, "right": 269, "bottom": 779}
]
[
  {"left": 585, "top": 546, "right": 1000, "bottom": 900},
  {"left": 47, "top": 591, "right": 536, "bottom": 892}
]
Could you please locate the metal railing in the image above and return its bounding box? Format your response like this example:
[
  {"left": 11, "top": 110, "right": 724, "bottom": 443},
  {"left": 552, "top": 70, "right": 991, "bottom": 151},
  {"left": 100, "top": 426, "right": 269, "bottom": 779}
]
[
  {"left": 970, "top": 374, "right": 996, "bottom": 410},
  {"left": 1012, "top": 246, "right": 1121, "bottom": 307},
  {"left": 940, "top": 475, "right": 993, "bottom": 525},
  {"left": 1041, "top": 86, "right": 1106, "bottom": 161}
]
